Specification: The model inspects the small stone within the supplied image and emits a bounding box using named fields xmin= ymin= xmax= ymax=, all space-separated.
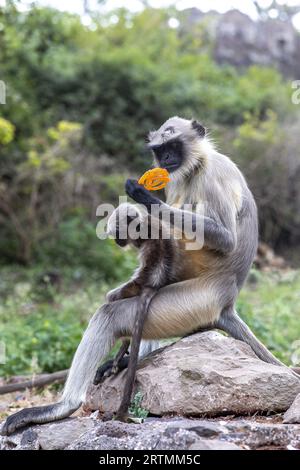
xmin=37 ymin=417 xmax=95 ymax=450
xmin=189 ymin=439 xmax=241 ymax=450
xmin=283 ymin=393 xmax=300 ymax=424
xmin=21 ymin=429 xmax=38 ymax=446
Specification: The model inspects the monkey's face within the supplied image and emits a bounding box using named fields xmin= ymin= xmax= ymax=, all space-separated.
xmin=147 ymin=117 xmax=206 ymax=175
xmin=115 ymin=232 xmax=129 ymax=247
xmin=110 ymin=215 xmax=135 ymax=248
xmin=107 ymin=203 xmax=146 ymax=249
xmin=151 ymin=139 xmax=184 ymax=173
xmin=115 ymin=216 xmax=141 ymax=248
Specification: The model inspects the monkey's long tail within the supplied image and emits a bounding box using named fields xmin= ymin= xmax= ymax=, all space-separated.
xmin=217 ymin=308 xmax=300 ymax=380
xmin=116 ymin=287 xmax=157 ymax=420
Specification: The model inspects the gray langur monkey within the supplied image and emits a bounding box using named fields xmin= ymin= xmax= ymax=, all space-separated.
xmin=93 ymin=202 xmax=181 ymax=420
xmin=2 ymin=116 xmax=298 ymax=435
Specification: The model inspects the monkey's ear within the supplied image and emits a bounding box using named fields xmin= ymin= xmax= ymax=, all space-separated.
xmin=191 ymin=120 xmax=206 ymax=138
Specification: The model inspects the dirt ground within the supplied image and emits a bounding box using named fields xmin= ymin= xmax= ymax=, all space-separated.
xmin=0 ymin=386 xmax=62 ymax=422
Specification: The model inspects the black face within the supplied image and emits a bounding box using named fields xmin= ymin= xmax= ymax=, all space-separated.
xmin=152 ymin=139 xmax=184 ymax=173
xmin=115 ymin=235 xmax=127 ymax=247
xmin=114 ymin=215 xmax=143 ymax=248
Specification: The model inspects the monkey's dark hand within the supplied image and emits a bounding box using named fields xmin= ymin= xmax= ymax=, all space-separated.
xmin=125 ymin=179 xmax=161 ymax=212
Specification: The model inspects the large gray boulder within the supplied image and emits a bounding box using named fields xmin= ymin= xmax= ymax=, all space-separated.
xmin=86 ymin=331 xmax=300 ymax=416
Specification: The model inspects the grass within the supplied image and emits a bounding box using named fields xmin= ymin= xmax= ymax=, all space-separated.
xmin=0 ymin=265 xmax=300 ymax=378
xmin=0 ymin=265 xmax=120 ymax=377
xmin=237 ymin=268 xmax=300 ymax=364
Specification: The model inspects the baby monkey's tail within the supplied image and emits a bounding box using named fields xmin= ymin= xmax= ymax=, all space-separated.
xmin=116 ymin=287 xmax=157 ymax=421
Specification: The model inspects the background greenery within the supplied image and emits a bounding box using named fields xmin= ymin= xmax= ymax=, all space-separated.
xmin=0 ymin=2 xmax=300 ymax=377
xmin=1 ymin=265 xmax=300 ymax=376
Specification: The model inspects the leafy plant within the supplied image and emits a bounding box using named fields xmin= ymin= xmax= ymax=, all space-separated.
xmin=0 ymin=4 xmax=299 ymax=263
xmin=0 ymin=265 xmax=299 ymax=377
xmin=129 ymin=391 xmax=149 ymax=419
xmin=0 ymin=117 xmax=15 ymax=145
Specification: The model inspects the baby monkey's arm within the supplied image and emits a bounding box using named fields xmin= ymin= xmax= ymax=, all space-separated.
xmin=106 ymin=279 xmax=142 ymax=302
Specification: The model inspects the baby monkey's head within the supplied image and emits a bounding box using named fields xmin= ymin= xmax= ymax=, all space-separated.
xmin=107 ymin=203 xmax=148 ymax=248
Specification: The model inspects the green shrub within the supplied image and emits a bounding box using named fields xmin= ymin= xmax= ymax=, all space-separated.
xmin=0 ymin=117 xmax=15 ymax=145
xmin=1 ymin=4 xmax=299 ymax=264
xmin=129 ymin=391 xmax=149 ymax=419
xmin=237 ymin=270 xmax=300 ymax=364
xmin=1 ymin=266 xmax=299 ymax=377
xmin=37 ymin=217 xmax=137 ymax=278
xmin=233 ymin=112 xmax=300 ymax=248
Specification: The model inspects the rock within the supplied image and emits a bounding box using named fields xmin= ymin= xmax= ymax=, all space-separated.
xmin=2 ymin=331 xmax=300 ymax=450
xmin=0 ymin=417 xmax=95 ymax=450
xmin=283 ymin=393 xmax=300 ymax=424
xmin=1 ymin=416 xmax=300 ymax=450
xmin=86 ymin=331 xmax=300 ymax=417
xmin=37 ymin=417 xmax=95 ymax=450
xmin=255 ymin=242 xmax=287 ymax=271
xmin=20 ymin=429 xmax=40 ymax=450
xmin=217 ymin=11 xmax=300 ymax=79
xmin=189 ymin=439 xmax=241 ymax=450
xmin=183 ymin=8 xmax=300 ymax=79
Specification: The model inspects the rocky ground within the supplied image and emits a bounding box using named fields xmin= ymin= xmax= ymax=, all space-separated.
xmin=1 ymin=415 xmax=300 ymax=450
xmin=1 ymin=332 xmax=300 ymax=450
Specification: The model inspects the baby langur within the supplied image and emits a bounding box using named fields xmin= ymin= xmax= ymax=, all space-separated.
xmin=94 ymin=202 xmax=180 ymax=420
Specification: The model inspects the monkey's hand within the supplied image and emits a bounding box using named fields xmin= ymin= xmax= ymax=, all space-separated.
xmin=125 ymin=179 xmax=161 ymax=212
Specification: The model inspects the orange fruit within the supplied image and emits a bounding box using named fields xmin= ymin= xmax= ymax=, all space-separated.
xmin=138 ymin=168 xmax=170 ymax=191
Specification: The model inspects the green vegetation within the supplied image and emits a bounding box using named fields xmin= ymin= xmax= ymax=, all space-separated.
xmin=237 ymin=269 xmax=300 ymax=365
xmin=0 ymin=265 xmax=299 ymax=377
xmin=1 ymin=3 xmax=300 ymax=263
xmin=129 ymin=392 xmax=149 ymax=419
xmin=0 ymin=254 xmax=137 ymax=377
xmin=0 ymin=3 xmax=300 ymax=377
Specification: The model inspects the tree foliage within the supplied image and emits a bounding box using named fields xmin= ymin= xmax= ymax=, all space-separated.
xmin=0 ymin=3 xmax=299 ymax=264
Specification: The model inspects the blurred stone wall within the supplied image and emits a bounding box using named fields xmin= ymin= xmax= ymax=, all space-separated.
xmin=184 ymin=9 xmax=300 ymax=78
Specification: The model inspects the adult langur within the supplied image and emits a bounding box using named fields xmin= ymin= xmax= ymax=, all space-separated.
xmin=2 ymin=117 xmax=297 ymax=435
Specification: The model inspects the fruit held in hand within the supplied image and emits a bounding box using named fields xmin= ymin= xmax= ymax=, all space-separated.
xmin=138 ymin=168 xmax=170 ymax=191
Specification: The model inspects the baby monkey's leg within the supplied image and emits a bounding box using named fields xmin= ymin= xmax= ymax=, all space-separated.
xmin=93 ymin=339 xmax=130 ymax=385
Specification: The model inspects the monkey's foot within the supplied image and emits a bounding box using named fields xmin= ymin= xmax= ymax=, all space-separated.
xmin=1 ymin=409 xmax=34 ymax=435
xmin=93 ymin=357 xmax=129 ymax=385
xmin=1 ymin=401 xmax=80 ymax=436
xmin=1 ymin=405 xmax=54 ymax=436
